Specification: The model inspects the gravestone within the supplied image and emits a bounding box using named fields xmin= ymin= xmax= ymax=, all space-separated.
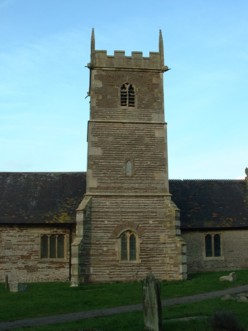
xmin=8 ymin=282 xmax=28 ymax=293
xmin=143 ymin=273 xmax=162 ymax=331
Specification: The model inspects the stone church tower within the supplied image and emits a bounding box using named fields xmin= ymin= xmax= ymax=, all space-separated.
xmin=71 ymin=30 xmax=187 ymax=284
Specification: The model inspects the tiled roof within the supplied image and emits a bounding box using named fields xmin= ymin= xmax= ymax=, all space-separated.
xmin=169 ymin=179 xmax=248 ymax=230
xmin=0 ymin=173 xmax=86 ymax=224
xmin=0 ymin=173 xmax=247 ymax=229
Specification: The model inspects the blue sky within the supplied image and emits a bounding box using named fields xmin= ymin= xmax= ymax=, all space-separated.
xmin=0 ymin=0 xmax=247 ymax=179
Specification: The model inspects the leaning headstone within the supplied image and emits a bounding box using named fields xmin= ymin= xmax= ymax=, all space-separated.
xmin=8 ymin=282 xmax=19 ymax=293
xmin=143 ymin=273 xmax=162 ymax=331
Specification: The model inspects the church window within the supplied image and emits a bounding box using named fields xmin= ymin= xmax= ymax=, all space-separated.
xmin=205 ymin=233 xmax=221 ymax=257
xmin=119 ymin=231 xmax=138 ymax=261
xmin=129 ymin=234 xmax=136 ymax=261
xmin=205 ymin=234 xmax=212 ymax=257
xmin=128 ymin=84 xmax=135 ymax=107
xmin=41 ymin=235 xmax=48 ymax=258
xmin=214 ymin=234 xmax=221 ymax=257
xmin=125 ymin=160 xmax=133 ymax=176
xmin=120 ymin=233 xmax=128 ymax=260
xmin=120 ymin=84 xmax=127 ymax=106
xmin=120 ymin=83 xmax=135 ymax=107
xmin=41 ymin=234 xmax=66 ymax=259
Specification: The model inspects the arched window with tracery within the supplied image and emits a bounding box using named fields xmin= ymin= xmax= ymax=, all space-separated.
xmin=119 ymin=230 xmax=138 ymax=261
xmin=205 ymin=233 xmax=221 ymax=257
xmin=120 ymin=83 xmax=135 ymax=107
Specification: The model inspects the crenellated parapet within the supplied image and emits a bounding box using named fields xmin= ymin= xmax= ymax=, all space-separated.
xmin=88 ymin=29 xmax=168 ymax=72
xmin=89 ymin=50 xmax=168 ymax=71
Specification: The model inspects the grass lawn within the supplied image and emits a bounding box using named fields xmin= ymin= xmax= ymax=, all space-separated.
xmin=1 ymin=270 xmax=248 ymax=330
xmin=11 ymin=299 xmax=248 ymax=331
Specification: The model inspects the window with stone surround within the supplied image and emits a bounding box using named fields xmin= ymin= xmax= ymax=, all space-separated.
xmin=119 ymin=230 xmax=138 ymax=261
xmin=41 ymin=234 xmax=66 ymax=259
xmin=120 ymin=83 xmax=135 ymax=107
xmin=125 ymin=160 xmax=133 ymax=176
xmin=205 ymin=233 xmax=221 ymax=257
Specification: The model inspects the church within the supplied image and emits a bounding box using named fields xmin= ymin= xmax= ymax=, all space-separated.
xmin=0 ymin=31 xmax=247 ymax=284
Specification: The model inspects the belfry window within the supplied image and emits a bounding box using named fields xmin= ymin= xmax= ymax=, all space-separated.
xmin=205 ymin=234 xmax=221 ymax=257
xmin=120 ymin=83 xmax=135 ymax=107
xmin=120 ymin=231 xmax=138 ymax=261
xmin=41 ymin=234 xmax=66 ymax=259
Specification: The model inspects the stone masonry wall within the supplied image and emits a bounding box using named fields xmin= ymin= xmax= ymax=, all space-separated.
xmin=77 ymin=195 xmax=186 ymax=283
xmin=183 ymin=230 xmax=248 ymax=272
xmin=93 ymin=50 xmax=163 ymax=71
xmin=87 ymin=121 xmax=169 ymax=194
xmin=0 ymin=225 xmax=72 ymax=282
xmin=90 ymin=70 xmax=164 ymax=122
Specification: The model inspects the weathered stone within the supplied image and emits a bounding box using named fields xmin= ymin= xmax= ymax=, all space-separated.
xmin=9 ymin=282 xmax=28 ymax=293
xmin=219 ymin=272 xmax=236 ymax=282
xmin=236 ymin=295 xmax=248 ymax=303
xmin=0 ymin=226 xmax=71 ymax=283
xmin=237 ymin=292 xmax=248 ymax=298
xmin=221 ymin=294 xmax=235 ymax=301
xmin=8 ymin=282 xmax=18 ymax=293
xmin=143 ymin=273 xmax=162 ymax=331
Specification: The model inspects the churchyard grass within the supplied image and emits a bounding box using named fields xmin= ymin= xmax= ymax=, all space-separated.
xmin=1 ymin=269 xmax=248 ymax=330
xmin=12 ymin=299 xmax=248 ymax=331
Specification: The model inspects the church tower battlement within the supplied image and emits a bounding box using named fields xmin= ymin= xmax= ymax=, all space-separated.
xmin=89 ymin=29 xmax=168 ymax=72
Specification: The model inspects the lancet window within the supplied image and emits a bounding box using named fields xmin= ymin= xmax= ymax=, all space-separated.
xmin=205 ymin=233 xmax=221 ymax=257
xmin=120 ymin=83 xmax=135 ymax=107
xmin=120 ymin=231 xmax=138 ymax=261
